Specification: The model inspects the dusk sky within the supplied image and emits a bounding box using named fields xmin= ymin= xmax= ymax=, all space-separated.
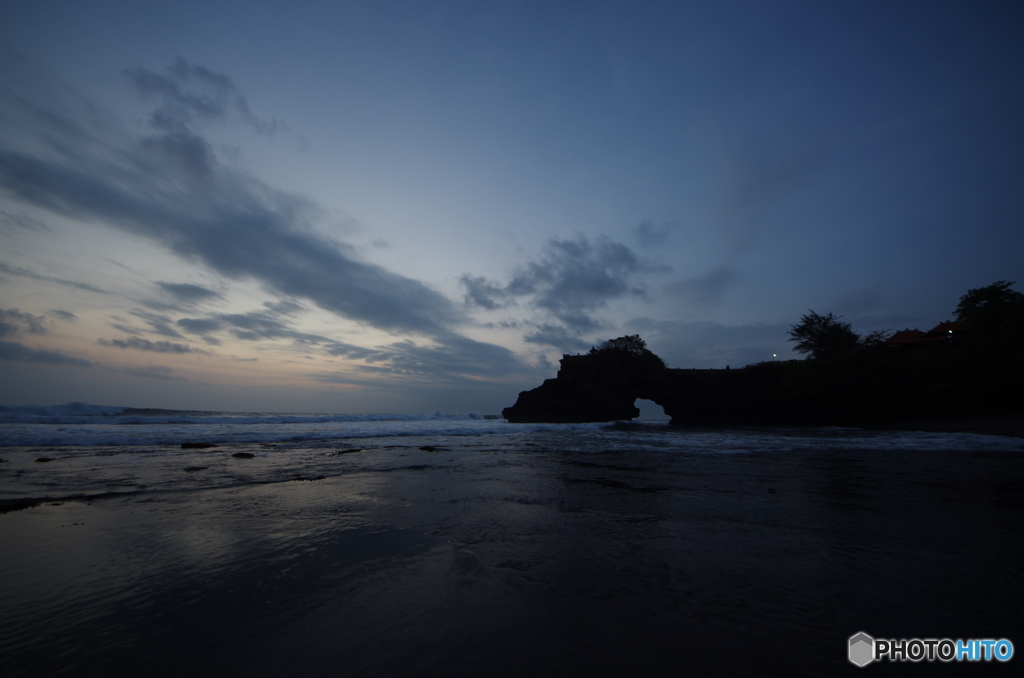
xmin=1 ymin=1 xmax=1022 ymax=414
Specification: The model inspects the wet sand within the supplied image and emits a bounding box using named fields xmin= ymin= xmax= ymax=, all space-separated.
xmin=1 ymin=442 xmax=1022 ymax=676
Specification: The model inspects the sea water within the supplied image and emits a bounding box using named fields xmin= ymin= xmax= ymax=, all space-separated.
xmin=1 ymin=404 xmax=1022 ymax=676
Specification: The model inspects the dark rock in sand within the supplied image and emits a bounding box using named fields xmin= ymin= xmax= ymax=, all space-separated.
xmin=231 ymin=452 xmax=255 ymax=459
xmin=183 ymin=466 xmax=208 ymax=473
xmin=35 ymin=457 xmax=54 ymax=463
xmin=181 ymin=442 xmax=218 ymax=449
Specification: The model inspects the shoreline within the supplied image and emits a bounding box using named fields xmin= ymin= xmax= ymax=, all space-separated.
xmin=861 ymin=411 xmax=1024 ymax=439
xmin=661 ymin=410 xmax=1024 ymax=440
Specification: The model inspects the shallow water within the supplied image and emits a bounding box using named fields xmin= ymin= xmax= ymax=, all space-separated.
xmin=1 ymin=412 xmax=1022 ymax=676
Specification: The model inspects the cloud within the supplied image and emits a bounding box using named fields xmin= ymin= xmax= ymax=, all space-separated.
xmin=0 ymin=262 xmax=106 ymax=294
xmin=110 ymin=322 xmax=143 ymax=336
xmin=459 ymin=274 xmax=509 ymax=311
xmin=176 ymin=317 xmax=222 ymax=335
xmin=156 ymin=281 xmax=222 ymax=304
xmin=0 ymin=340 xmax=93 ymax=366
xmin=113 ymin=364 xmax=186 ymax=380
xmin=126 ymin=57 xmax=285 ymax=136
xmin=522 ymin=323 xmax=591 ymax=352
xmin=0 ymin=308 xmax=47 ymax=337
xmin=47 ymin=310 xmax=76 ymax=321
xmin=633 ymin=219 xmax=679 ymax=248
xmin=263 ymin=299 xmax=303 ymax=315
xmin=315 ymin=333 xmax=527 ymax=387
xmin=0 ymin=57 xmax=469 ymax=345
xmin=0 ymin=209 xmax=47 ymax=231
xmin=324 ymin=341 xmax=382 ymax=360
xmin=215 ymin=310 xmax=326 ymax=343
xmin=129 ymin=310 xmax=185 ymax=338
xmin=98 ymin=336 xmax=211 ymax=354
xmin=461 ymin=234 xmax=668 ymax=333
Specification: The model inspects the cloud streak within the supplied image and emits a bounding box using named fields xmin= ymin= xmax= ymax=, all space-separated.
xmin=113 ymin=364 xmax=187 ymax=381
xmin=313 ymin=332 xmax=526 ymax=387
xmin=461 ymin=234 xmax=669 ymax=348
xmin=98 ymin=336 xmax=212 ymax=354
xmin=126 ymin=57 xmax=287 ymax=137
xmin=0 ymin=308 xmax=47 ymax=336
xmin=0 ymin=340 xmax=93 ymax=367
xmin=0 ymin=262 xmax=107 ymax=294
xmin=156 ymin=281 xmax=222 ymax=304
xmin=0 ymin=57 xmax=471 ymax=344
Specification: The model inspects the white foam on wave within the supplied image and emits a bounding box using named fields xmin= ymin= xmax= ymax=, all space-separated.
xmin=0 ymin=404 xmax=609 ymax=447
xmin=0 ymin=402 xmax=129 ymax=422
xmin=0 ymin=402 xmax=505 ymax=427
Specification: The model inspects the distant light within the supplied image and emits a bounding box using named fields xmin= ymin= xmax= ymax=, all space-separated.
xmin=772 ymin=354 xmax=777 ymax=358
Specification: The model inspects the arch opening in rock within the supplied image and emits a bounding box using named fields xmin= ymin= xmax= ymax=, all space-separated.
xmin=634 ymin=398 xmax=670 ymax=421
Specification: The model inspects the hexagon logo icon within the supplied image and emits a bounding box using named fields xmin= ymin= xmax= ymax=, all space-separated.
xmin=849 ymin=632 xmax=874 ymax=667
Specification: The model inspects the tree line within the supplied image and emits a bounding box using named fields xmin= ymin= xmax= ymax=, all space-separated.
xmin=787 ymin=281 xmax=1024 ymax=360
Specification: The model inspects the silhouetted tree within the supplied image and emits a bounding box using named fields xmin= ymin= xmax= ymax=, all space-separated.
xmin=594 ymin=334 xmax=651 ymax=355
xmin=590 ymin=334 xmax=667 ymax=374
xmin=787 ymin=311 xmax=861 ymax=360
xmin=954 ymin=281 xmax=1024 ymax=344
xmin=860 ymin=329 xmax=892 ymax=349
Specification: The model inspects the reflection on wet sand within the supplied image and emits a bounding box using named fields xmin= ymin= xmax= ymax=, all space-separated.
xmin=2 ymin=443 xmax=1022 ymax=676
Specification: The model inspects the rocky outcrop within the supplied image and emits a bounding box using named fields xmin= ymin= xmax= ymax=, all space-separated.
xmin=502 ymin=375 xmax=640 ymax=423
xmin=503 ymin=353 xmax=650 ymax=423
xmin=504 ymin=349 xmax=1024 ymax=427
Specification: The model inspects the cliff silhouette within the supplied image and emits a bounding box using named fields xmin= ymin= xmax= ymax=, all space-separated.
xmin=503 ymin=283 xmax=1024 ymax=428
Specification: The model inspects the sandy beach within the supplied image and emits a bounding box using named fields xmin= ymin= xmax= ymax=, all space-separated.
xmin=2 ymin=431 xmax=1022 ymax=676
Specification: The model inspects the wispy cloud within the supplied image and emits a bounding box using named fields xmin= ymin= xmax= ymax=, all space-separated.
xmin=633 ymin=219 xmax=680 ymax=249
xmin=129 ymin=310 xmax=185 ymax=338
xmin=112 ymin=364 xmax=187 ymax=380
xmin=315 ymin=332 xmax=527 ymax=387
xmin=0 ymin=308 xmax=47 ymax=336
xmin=176 ymin=317 xmax=222 ymax=335
xmin=126 ymin=57 xmax=288 ymax=137
xmin=98 ymin=336 xmax=212 ymax=354
xmin=156 ymin=281 xmax=222 ymax=304
xmin=0 ymin=57 xmax=472 ymax=345
xmin=0 ymin=340 xmax=93 ymax=367
xmin=461 ymin=234 xmax=669 ymax=342
xmin=0 ymin=262 xmax=107 ymax=294
xmin=214 ymin=310 xmax=326 ymax=343
xmin=522 ymin=323 xmax=592 ymax=352
xmin=0 ymin=209 xmax=48 ymax=231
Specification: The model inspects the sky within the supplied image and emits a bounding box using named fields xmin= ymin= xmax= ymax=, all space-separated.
xmin=1 ymin=1 xmax=1022 ymax=414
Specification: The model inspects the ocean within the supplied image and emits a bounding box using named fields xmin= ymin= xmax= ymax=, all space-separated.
xmin=2 ymin=404 xmax=1022 ymax=676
